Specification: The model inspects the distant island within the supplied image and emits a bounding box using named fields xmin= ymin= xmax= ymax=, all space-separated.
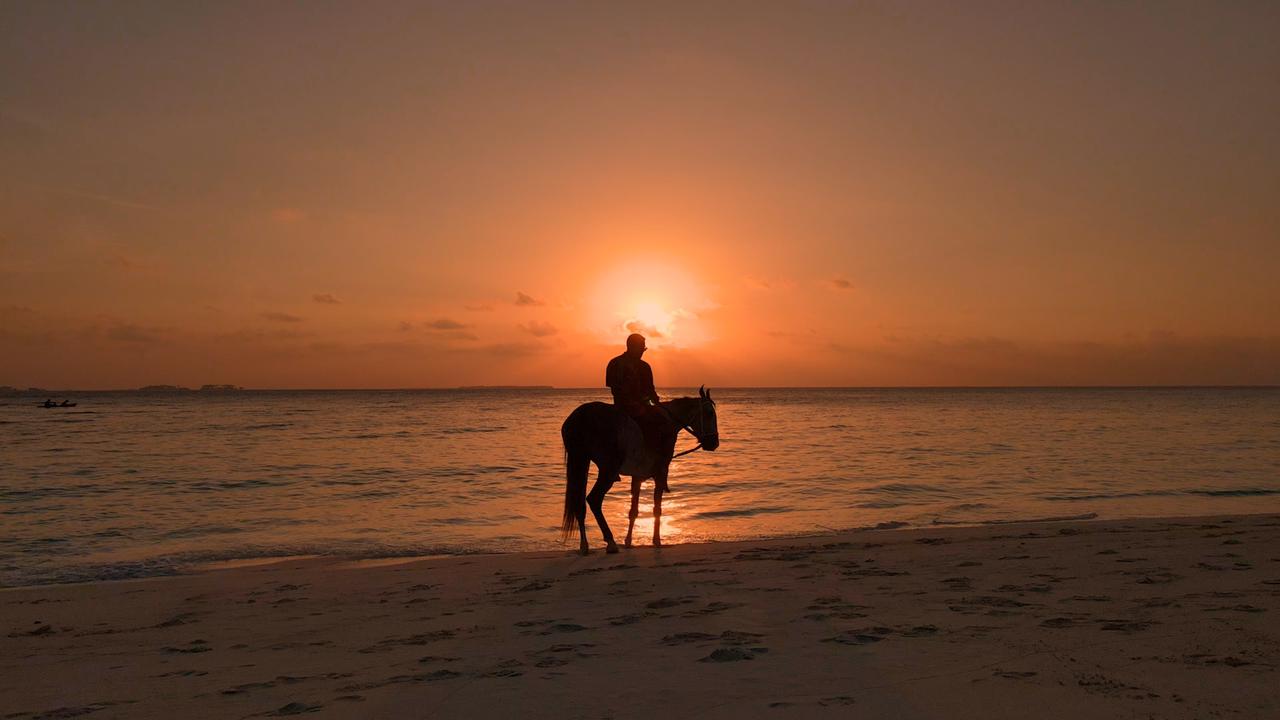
xmin=133 ymin=385 xmax=243 ymax=392
xmin=455 ymin=385 xmax=554 ymax=390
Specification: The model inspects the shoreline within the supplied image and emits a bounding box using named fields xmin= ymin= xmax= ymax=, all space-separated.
xmin=3 ymin=512 xmax=1278 ymax=718
xmin=15 ymin=508 xmax=1280 ymax=591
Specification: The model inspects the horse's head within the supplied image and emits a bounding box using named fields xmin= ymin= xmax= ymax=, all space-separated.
xmin=692 ymin=385 xmax=719 ymax=451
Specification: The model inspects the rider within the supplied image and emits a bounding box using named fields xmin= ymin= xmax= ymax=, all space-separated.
xmin=605 ymin=333 xmax=670 ymax=453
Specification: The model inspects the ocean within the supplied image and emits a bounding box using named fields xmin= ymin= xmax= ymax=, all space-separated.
xmin=2 ymin=387 xmax=1278 ymax=587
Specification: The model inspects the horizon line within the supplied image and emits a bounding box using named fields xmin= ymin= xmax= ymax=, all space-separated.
xmin=5 ymin=384 xmax=1279 ymax=393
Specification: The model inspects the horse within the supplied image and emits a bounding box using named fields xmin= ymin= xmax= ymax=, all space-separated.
xmin=560 ymin=386 xmax=719 ymax=555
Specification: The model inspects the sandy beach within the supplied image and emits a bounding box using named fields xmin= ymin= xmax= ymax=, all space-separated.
xmin=3 ymin=514 xmax=1278 ymax=719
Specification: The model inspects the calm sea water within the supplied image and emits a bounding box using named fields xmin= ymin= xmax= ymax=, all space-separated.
xmin=2 ymin=388 xmax=1278 ymax=586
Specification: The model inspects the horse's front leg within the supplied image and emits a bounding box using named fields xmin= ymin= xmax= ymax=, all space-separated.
xmin=624 ymin=476 xmax=642 ymax=548
xmin=587 ymin=466 xmax=620 ymax=554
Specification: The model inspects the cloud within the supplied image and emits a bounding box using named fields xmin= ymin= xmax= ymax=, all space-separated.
xmin=624 ymin=320 xmax=664 ymax=338
xmin=426 ymin=318 xmax=469 ymax=331
xmin=397 ymin=321 xmax=414 ymax=332
xmin=465 ymin=303 xmax=494 ymax=312
xmin=745 ymin=275 xmax=794 ymax=291
xmin=218 ymin=328 xmax=312 ymax=342
xmin=312 ymin=293 xmax=341 ymax=305
xmin=514 ymin=291 xmax=545 ymax=307
xmin=105 ymin=323 xmax=163 ymax=344
xmin=519 ymin=321 xmax=558 ymax=337
xmin=830 ymin=278 xmax=854 ymax=290
xmin=261 ymin=311 xmax=304 ymax=323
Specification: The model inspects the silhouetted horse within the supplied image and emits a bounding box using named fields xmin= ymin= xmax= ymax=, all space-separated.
xmin=561 ymin=387 xmax=719 ymax=555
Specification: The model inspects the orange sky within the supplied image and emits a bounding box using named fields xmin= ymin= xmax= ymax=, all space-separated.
xmin=2 ymin=2 xmax=1278 ymax=388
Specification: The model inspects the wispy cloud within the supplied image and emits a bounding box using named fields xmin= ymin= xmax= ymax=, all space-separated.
xmin=829 ymin=277 xmax=854 ymax=290
xmin=312 ymin=293 xmax=341 ymax=305
xmin=261 ymin=311 xmax=304 ymax=323
xmin=625 ymin=320 xmax=664 ymax=338
xmin=465 ymin=303 xmax=494 ymax=312
xmin=400 ymin=318 xmax=479 ymax=341
xmin=519 ymin=321 xmax=558 ymax=337
xmin=514 ymin=291 xmax=545 ymax=307
xmin=426 ymin=318 xmax=469 ymax=331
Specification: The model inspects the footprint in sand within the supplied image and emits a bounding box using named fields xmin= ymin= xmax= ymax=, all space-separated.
xmin=265 ymin=702 xmax=322 ymax=716
xmin=479 ymin=659 xmax=525 ymax=678
xmin=822 ymin=631 xmax=885 ymax=646
xmin=162 ymin=640 xmax=211 ymax=654
xmin=646 ymin=596 xmax=697 ymax=610
xmin=699 ymin=647 xmax=768 ymax=662
xmin=538 ymin=623 xmax=588 ymax=635
xmin=607 ymin=613 xmax=648 ymax=626
xmin=662 ymin=632 xmax=719 ymax=645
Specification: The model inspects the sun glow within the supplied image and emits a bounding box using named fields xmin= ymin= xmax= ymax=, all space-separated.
xmin=582 ymin=259 xmax=714 ymax=348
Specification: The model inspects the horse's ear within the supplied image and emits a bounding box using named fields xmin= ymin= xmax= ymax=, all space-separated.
xmin=706 ymin=388 xmax=713 ymax=401
xmin=698 ymin=385 xmax=706 ymax=398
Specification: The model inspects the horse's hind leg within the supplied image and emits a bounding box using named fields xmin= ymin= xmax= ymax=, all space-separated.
xmin=587 ymin=466 xmax=620 ymax=554
xmin=624 ymin=476 xmax=642 ymax=548
xmin=653 ymin=485 xmax=665 ymax=547
xmin=577 ymin=495 xmax=589 ymax=556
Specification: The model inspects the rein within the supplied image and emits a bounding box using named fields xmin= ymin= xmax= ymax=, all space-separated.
xmin=672 ymin=443 xmax=703 ymax=459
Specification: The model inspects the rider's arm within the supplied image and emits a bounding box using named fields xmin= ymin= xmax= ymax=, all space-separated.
xmin=643 ymin=363 xmax=660 ymax=405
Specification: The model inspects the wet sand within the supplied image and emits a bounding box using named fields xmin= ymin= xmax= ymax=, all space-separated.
xmin=3 ymin=514 xmax=1278 ymax=719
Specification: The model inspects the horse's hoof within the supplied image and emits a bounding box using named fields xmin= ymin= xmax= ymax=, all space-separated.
xmin=579 ymin=546 xmax=590 ymax=556
xmin=623 ymin=541 xmax=632 ymax=549
xmin=653 ymin=539 xmax=663 ymax=548
xmin=606 ymin=543 xmax=619 ymax=554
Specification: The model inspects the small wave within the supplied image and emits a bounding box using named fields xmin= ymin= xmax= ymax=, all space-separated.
xmin=871 ymin=520 xmax=909 ymax=530
xmin=161 ymin=525 xmax=248 ymax=540
xmin=692 ymin=506 xmax=790 ymax=519
xmin=1044 ymin=487 xmax=1280 ymax=501
xmin=442 ymin=427 xmax=507 ymax=435
xmin=949 ymin=503 xmax=992 ymax=511
xmin=855 ymin=500 xmax=904 ymax=509
xmin=858 ymin=482 xmax=947 ymax=495
xmin=1187 ymin=488 xmax=1280 ymax=497
xmin=980 ymin=512 xmax=1098 ymax=525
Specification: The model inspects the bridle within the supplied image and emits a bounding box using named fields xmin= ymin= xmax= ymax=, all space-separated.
xmin=661 ymin=398 xmax=715 ymax=460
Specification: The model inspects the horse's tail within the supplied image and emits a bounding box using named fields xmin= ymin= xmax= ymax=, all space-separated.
xmin=561 ymin=419 xmax=590 ymax=541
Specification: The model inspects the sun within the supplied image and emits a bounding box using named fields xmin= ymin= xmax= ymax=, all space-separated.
xmin=631 ymin=301 xmax=675 ymax=339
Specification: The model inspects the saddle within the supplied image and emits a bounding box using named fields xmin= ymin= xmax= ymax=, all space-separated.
xmin=614 ymin=405 xmax=676 ymax=488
